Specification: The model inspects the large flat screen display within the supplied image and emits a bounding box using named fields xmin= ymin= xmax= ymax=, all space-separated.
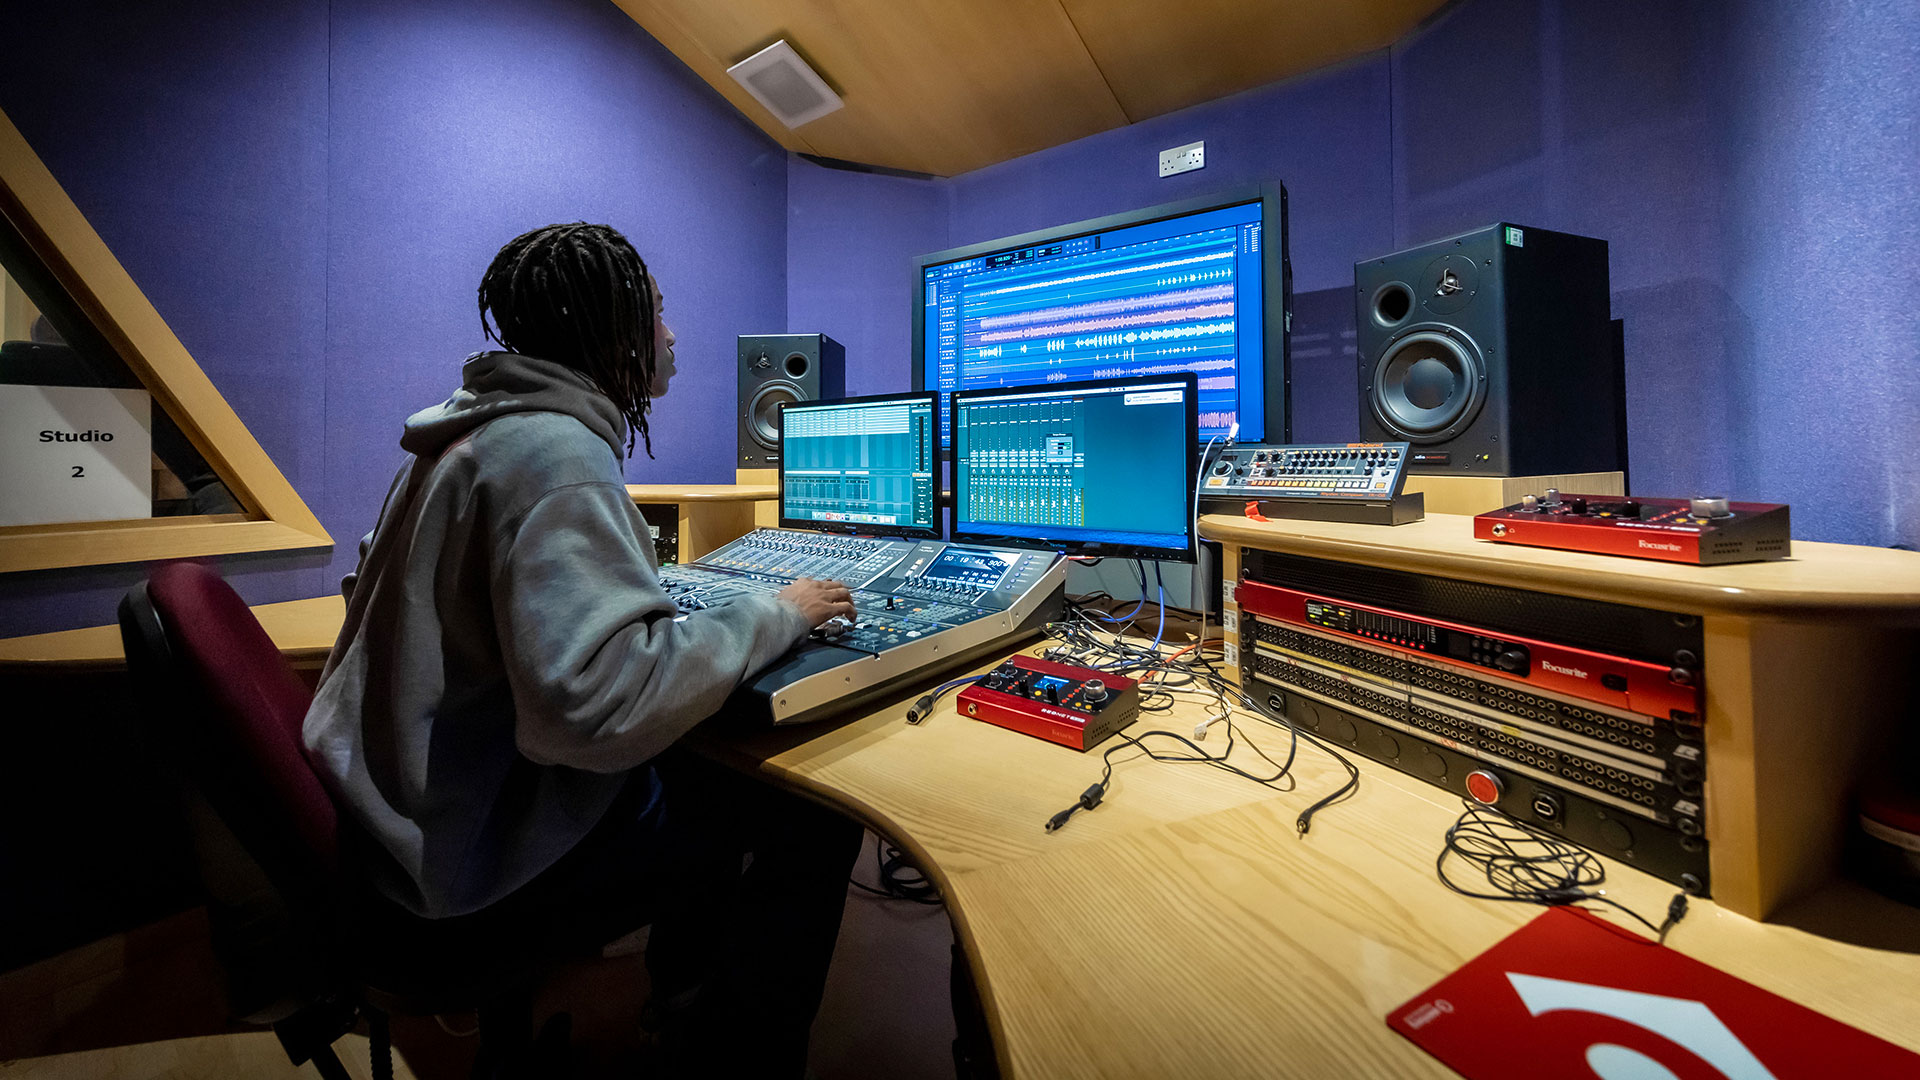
xmin=915 ymin=184 xmax=1289 ymax=448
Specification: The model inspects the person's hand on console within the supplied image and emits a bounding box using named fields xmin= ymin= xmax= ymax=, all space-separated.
xmin=780 ymin=577 xmax=856 ymax=629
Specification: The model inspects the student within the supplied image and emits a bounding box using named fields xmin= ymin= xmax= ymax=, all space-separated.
xmin=304 ymin=222 xmax=862 ymax=1076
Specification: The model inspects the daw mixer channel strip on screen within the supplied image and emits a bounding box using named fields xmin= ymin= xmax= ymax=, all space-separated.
xmin=779 ymin=394 xmax=936 ymax=532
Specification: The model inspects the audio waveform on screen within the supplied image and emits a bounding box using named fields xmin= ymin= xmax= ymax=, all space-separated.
xmin=966 ymin=250 xmax=1232 ymax=300
xmin=1198 ymin=410 xmax=1235 ymax=431
xmin=971 ymin=283 xmax=1232 ymax=330
xmin=970 ymin=303 xmax=1234 ymax=345
xmin=1083 ymin=357 xmax=1235 ymax=380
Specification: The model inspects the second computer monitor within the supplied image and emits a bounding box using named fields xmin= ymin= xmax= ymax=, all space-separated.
xmin=951 ymin=373 xmax=1198 ymax=562
xmin=779 ymin=392 xmax=940 ymax=538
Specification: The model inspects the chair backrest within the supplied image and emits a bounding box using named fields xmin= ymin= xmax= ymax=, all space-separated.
xmin=119 ymin=562 xmax=339 ymax=896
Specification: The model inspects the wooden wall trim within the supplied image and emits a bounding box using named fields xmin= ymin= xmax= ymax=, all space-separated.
xmin=0 ymin=107 xmax=331 ymax=574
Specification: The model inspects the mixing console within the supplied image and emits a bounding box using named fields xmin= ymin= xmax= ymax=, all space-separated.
xmin=698 ymin=529 xmax=910 ymax=583
xmin=660 ymin=528 xmax=1064 ymax=725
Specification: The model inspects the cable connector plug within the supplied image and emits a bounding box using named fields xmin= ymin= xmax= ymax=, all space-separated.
xmin=1192 ymin=715 xmax=1223 ymax=741
xmin=906 ymin=694 xmax=938 ymax=725
xmin=1044 ymin=783 xmax=1106 ymax=833
xmin=1656 ymin=892 xmax=1689 ymax=944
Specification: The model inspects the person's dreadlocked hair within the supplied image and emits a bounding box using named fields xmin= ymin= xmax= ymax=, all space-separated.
xmin=478 ymin=223 xmax=658 ymax=458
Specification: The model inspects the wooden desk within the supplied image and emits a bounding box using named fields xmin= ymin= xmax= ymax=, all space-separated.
xmin=0 ymin=595 xmax=344 ymax=673
xmin=8 ymin=513 xmax=1916 ymax=1076
xmin=713 ymin=636 xmax=1920 ymax=1079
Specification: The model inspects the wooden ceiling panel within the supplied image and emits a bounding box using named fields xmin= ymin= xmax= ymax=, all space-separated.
xmin=1061 ymin=0 xmax=1447 ymax=123
xmin=611 ymin=0 xmax=1449 ymax=177
xmin=615 ymin=0 xmax=1127 ymax=177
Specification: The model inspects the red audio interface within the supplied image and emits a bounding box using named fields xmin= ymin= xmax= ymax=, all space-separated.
xmin=1475 ymin=492 xmax=1790 ymax=565
xmin=1235 ymin=580 xmax=1701 ymax=718
xmin=958 ymin=656 xmax=1139 ymax=751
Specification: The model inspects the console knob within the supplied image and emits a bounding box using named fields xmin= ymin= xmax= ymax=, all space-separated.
xmin=1521 ymin=494 xmax=1539 ymax=511
xmin=1543 ymin=488 xmax=1562 ymax=507
xmin=1689 ymin=496 xmax=1732 ymax=518
xmin=1213 ymin=461 xmax=1232 ymax=475
xmin=1568 ymin=497 xmax=1588 ymax=514
xmin=1083 ymin=679 xmax=1107 ymax=703
xmin=1494 ymin=649 xmax=1528 ymax=673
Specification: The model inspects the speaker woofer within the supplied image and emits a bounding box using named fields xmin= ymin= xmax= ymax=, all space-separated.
xmin=747 ymin=381 xmax=803 ymax=450
xmin=1368 ymin=324 xmax=1487 ymax=441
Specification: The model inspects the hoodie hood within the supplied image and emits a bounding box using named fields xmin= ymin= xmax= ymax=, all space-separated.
xmin=401 ymin=351 xmax=627 ymax=460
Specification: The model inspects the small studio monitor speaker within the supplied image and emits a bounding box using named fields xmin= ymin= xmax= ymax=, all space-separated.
xmin=738 ymin=333 xmax=845 ymax=467
xmin=1356 ymin=224 xmax=1621 ymax=476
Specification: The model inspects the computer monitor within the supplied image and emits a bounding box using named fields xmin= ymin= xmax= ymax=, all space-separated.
xmin=951 ymin=373 xmax=1198 ymax=562
xmin=778 ymin=392 xmax=940 ymax=538
xmin=914 ymin=183 xmax=1289 ymax=449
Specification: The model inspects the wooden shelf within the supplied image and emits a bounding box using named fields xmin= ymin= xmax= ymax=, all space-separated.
xmin=625 ymin=483 xmax=777 ymax=503
xmin=1201 ymin=512 xmax=1920 ymax=621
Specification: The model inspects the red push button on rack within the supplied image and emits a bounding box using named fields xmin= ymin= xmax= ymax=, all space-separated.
xmin=1465 ymin=769 xmax=1504 ymax=805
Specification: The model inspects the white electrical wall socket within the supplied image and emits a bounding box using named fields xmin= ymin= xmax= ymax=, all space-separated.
xmin=1158 ymin=140 xmax=1205 ymax=177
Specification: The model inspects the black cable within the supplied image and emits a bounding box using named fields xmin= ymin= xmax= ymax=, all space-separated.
xmin=1437 ymin=800 xmax=1690 ymax=943
xmin=1024 ymin=605 xmax=1366 ymax=837
xmin=849 ymin=839 xmax=943 ymax=905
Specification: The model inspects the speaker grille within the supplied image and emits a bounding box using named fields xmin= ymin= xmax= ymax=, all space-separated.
xmin=1367 ymin=324 xmax=1487 ymax=441
xmin=725 ymin=40 xmax=844 ymax=129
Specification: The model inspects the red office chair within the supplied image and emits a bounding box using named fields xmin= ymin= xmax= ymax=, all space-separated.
xmin=118 ymin=562 xmax=577 ymax=1079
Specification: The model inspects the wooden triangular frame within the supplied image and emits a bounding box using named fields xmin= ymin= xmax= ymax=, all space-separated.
xmin=0 ymin=107 xmax=331 ymax=573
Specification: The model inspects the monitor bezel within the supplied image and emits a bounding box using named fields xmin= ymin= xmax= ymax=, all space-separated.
xmin=911 ymin=182 xmax=1291 ymax=453
xmin=776 ymin=390 xmax=944 ymax=540
xmin=948 ymin=371 xmax=1199 ymax=564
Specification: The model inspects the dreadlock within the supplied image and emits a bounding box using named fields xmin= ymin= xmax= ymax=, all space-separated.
xmin=478 ymin=223 xmax=658 ymax=458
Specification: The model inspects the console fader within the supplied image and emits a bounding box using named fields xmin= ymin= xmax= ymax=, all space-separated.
xmin=660 ymin=529 xmax=1064 ymax=725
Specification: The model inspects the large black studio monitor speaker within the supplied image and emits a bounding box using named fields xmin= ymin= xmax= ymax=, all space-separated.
xmin=737 ymin=333 xmax=845 ymax=467
xmin=1356 ymin=224 xmax=1621 ymax=476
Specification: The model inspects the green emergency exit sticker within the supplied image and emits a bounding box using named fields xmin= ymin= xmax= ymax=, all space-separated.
xmin=1504 ymin=226 xmax=1524 ymax=247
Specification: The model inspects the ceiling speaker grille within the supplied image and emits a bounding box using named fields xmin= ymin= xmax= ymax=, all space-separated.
xmin=726 ymin=40 xmax=844 ymax=129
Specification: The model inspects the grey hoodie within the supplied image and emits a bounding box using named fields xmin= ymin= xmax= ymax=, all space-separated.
xmin=303 ymin=352 xmax=811 ymax=918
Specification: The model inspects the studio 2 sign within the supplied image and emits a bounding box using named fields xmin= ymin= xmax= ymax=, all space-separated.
xmin=0 ymin=384 xmax=152 ymax=527
xmin=1389 ymin=908 xmax=1920 ymax=1078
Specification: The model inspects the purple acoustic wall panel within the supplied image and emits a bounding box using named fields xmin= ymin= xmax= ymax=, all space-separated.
xmin=0 ymin=0 xmax=789 ymax=635
xmin=1393 ymin=0 xmax=1731 ymax=507
xmin=0 ymin=0 xmax=332 ymax=636
xmin=1705 ymin=0 xmax=1920 ymax=548
xmin=785 ymin=159 xmax=947 ymax=397
xmin=324 ymin=0 xmax=787 ymax=574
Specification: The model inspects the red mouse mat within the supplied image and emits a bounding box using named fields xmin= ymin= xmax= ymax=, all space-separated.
xmin=1387 ymin=907 xmax=1920 ymax=1079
